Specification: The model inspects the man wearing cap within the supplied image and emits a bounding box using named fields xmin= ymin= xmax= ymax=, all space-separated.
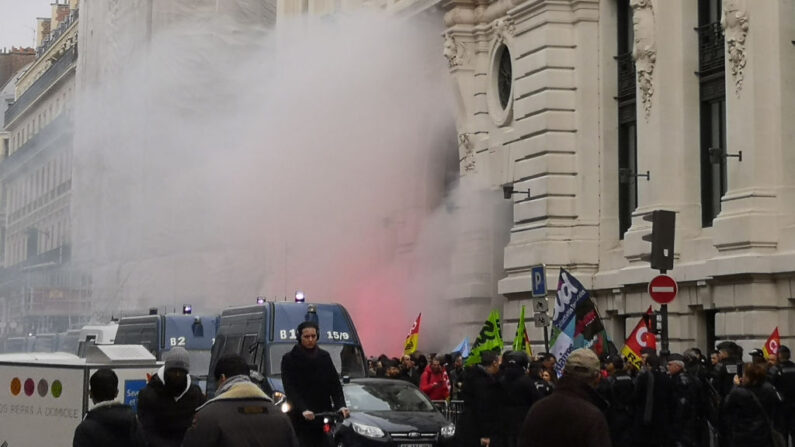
xmin=518 ymin=348 xmax=610 ymax=447
xmin=138 ymin=346 xmax=205 ymax=447
xmin=281 ymin=320 xmax=349 ymax=447
xmin=750 ymin=348 xmax=768 ymax=367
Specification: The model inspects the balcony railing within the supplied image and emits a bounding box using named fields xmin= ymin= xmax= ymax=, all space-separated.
xmin=697 ymin=22 xmax=724 ymax=77
xmin=36 ymin=9 xmax=79 ymax=58
xmin=4 ymin=46 xmax=76 ymax=125
xmin=615 ymin=52 xmax=636 ymax=101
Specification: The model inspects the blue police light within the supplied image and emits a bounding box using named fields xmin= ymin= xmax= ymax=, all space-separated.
xmin=295 ymin=291 xmax=305 ymax=303
xmin=182 ymin=304 xmax=192 ymax=315
xmin=256 ymin=297 xmax=266 ymax=305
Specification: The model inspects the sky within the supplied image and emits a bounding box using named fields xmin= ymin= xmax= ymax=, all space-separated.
xmin=0 ymin=0 xmax=54 ymax=50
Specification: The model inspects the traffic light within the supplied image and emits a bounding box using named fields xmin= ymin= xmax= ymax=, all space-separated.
xmin=641 ymin=210 xmax=675 ymax=271
xmin=642 ymin=311 xmax=663 ymax=335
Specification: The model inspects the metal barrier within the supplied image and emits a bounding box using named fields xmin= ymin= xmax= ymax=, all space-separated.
xmin=432 ymin=400 xmax=464 ymax=426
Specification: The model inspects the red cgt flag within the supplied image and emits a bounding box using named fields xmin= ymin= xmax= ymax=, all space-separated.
xmin=763 ymin=327 xmax=780 ymax=359
xmin=403 ymin=313 xmax=421 ymax=356
xmin=620 ymin=306 xmax=657 ymax=369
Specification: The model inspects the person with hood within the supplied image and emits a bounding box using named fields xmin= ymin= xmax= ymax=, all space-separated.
xmin=138 ymin=346 xmax=205 ymax=447
xmin=518 ymin=348 xmax=610 ymax=447
xmin=456 ymin=350 xmax=502 ymax=447
xmin=73 ymin=368 xmax=146 ymax=447
xmin=182 ymin=354 xmax=298 ymax=447
xmin=419 ymin=357 xmax=451 ymax=401
xmin=281 ymin=320 xmax=350 ymax=447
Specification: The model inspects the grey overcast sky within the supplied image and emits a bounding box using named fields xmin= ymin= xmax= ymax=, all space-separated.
xmin=0 ymin=0 xmax=56 ymax=50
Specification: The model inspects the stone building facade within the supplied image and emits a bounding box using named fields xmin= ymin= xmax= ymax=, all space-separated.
xmin=0 ymin=0 xmax=90 ymax=337
xmin=442 ymin=0 xmax=795 ymax=356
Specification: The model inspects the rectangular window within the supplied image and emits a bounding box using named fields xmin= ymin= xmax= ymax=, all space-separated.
xmin=616 ymin=0 xmax=637 ymax=239
xmin=697 ymin=0 xmax=726 ymax=227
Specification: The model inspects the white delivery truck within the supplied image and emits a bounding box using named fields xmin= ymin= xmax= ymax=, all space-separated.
xmin=0 ymin=344 xmax=158 ymax=447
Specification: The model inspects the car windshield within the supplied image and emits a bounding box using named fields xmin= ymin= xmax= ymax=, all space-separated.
xmin=343 ymin=381 xmax=435 ymax=412
xmin=268 ymin=343 xmax=366 ymax=378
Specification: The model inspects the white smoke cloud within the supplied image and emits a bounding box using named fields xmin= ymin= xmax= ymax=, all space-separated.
xmin=72 ymin=3 xmax=509 ymax=355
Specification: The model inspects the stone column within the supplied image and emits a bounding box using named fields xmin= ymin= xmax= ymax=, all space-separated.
xmin=712 ymin=0 xmax=793 ymax=257
xmin=621 ymin=0 xmax=702 ymax=271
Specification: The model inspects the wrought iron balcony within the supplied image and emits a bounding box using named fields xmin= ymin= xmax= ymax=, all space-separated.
xmin=696 ymin=22 xmax=724 ymax=78
xmin=4 ymin=46 xmax=76 ymax=125
xmin=615 ymin=52 xmax=636 ymax=101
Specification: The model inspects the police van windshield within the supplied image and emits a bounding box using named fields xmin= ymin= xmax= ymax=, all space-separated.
xmin=271 ymin=303 xmax=360 ymax=344
xmin=268 ymin=343 xmax=366 ymax=378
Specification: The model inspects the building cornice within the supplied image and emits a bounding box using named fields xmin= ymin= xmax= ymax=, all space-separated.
xmin=15 ymin=19 xmax=78 ymax=99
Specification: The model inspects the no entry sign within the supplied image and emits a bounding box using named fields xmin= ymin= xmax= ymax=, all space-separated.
xmin=648 ymin=274 xmax=678 ymax=304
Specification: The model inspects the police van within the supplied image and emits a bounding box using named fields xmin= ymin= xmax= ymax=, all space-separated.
xmin=207 ymin=301 xmax=367 ymax=397
xmin=113 ymin=310 xmax=218 ymax=390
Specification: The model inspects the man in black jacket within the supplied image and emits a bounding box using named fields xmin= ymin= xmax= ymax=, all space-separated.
xmin=632 ymin=353 xmax=673 ymax=447
xmin=182 ymin=354 xmax=298 ymax=447
xmin=518 ymin=348 xmax=610 ymax=447
xmin=138 ymin=346 xmax=205 ymax=447
xmin=281 ymin=320 xmax=350 ymax=447
xmin=668 ymin=353 xmax=702 ymax=447
xmin=598 ymin=356 xmax=635 ymax=447
xmin=457 ymin=350 xmax=502 ymax=447
xmin=498 ymin=351 xmax=542 ymax=447
xmin=73 ymin=368 xmax=146 ymax=447
xmin=772 ymin=345 xmax=795 ymax=442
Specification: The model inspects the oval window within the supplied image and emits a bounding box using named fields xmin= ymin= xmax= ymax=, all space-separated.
xmin=497 ymin=46 xmax=512 ymax=110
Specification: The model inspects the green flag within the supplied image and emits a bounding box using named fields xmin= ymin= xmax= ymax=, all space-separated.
xmin=466 ymin=310 xmax=503 ymax=366
xmin=512 ymin=305 xmax=533 ymax=357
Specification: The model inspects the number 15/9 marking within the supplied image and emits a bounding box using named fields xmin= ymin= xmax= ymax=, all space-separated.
xmin=278 ymin=330 xmax=350 ymax=340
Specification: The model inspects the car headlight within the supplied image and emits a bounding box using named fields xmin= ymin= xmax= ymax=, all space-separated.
xmin=280 ymin=402 xmax=291 ymax=413
xmin=441 ymin=423 xmax=455 ymax=438
xmin=352 ymin=422 xmax=385 ymax=438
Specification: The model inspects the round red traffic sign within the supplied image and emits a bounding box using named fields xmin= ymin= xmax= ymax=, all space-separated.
xmin=648 ymin=274 xmax=678 ymax=304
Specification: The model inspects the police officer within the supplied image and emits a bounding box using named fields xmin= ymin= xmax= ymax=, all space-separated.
xmin=684 ymin=348 xmax=718 ymax=447
xmin=772 ymin=345 xmax=795 ymax=444
xmin=599 ymin=356 xmax=635 ymax=447
xmin=668 ymin=353 xmax=702 ymax=447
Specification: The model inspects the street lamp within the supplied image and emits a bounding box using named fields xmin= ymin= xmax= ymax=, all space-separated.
xmin=502 ymin=184 xmax=531 ymax=199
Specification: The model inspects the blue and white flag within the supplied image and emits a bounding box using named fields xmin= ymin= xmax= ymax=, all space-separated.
xmin=549 ymin=269 xmax=607 ymax=376
xmin=452 ymin=337 xmax=471 ymax=358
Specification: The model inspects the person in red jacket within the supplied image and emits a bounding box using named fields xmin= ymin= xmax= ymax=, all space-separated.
xmin=420 ymin=357 xmax=451 ymax=400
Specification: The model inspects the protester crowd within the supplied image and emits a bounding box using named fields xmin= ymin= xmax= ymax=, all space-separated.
xmin=72 ymin=339 xmax=795 ymax=447
xmin=369 ymin=340 xmax=794 ymax=447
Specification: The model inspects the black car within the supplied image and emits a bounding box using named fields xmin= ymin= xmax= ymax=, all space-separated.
xmin=333 ymin=378 xmax=455 ymax=447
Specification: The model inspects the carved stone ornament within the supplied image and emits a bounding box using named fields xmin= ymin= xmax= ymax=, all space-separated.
xmin=459 ymin=133 xmax=476 ymax=173
xmin=443 ymin=33 xmax=465 ymax=68
xmin=630 ymin=0 xmax=656 ymax=120
xmin=721 ymin=0 xmax=749 ymax=95
xmin=492 ymin=18 xmax=515 ymax=44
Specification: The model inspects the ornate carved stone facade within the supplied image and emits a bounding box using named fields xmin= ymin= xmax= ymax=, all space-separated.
xmin=721 ymin=0 xmax=749 ymax=95
xmin=443 ymin=0 xmax=795 ymax=355
xmin=630 ymin=0 xmax=655 ymax=119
